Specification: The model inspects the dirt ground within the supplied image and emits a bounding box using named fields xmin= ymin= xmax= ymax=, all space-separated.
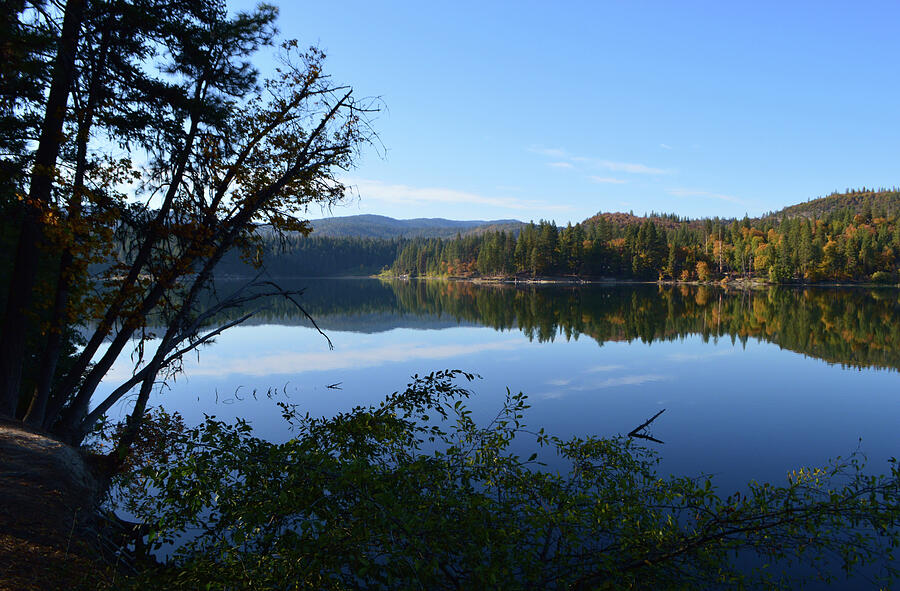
xmin=0 ymin=418 xmax=114 ymax=590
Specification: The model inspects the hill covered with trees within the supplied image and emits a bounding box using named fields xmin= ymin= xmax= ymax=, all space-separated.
xmin=215 ymin=190 xmax=899 ymax=283
xmin=387 ymin=189 xmax=900 ymax=283
xmin=213 ymin=216 xmax=525 ymax=277
xmin=305 ymin=214 xmax=524 ymax=239
xmin=217 ymin=235 xmax=406 ymax=277
xmin=768 ymin=188 xmax=900 ymax=221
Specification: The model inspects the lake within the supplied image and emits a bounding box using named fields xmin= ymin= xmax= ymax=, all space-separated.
xmin=99 ymin=278 xmax=899 ymax=496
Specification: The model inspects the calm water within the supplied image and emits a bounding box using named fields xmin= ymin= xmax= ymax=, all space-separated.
xmin=99 ymin=278 xmax=899 ymax=494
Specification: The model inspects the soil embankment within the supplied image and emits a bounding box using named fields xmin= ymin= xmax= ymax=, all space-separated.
xmin=0 ymin=419 xmax=106 ymax=590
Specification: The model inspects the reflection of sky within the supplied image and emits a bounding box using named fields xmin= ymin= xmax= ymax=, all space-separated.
xmin=104 ymin=330 xmax=526 ymax=380
xmin=97 ymin=321 xmax=900 ymax=496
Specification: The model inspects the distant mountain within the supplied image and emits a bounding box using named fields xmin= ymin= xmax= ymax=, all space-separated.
xmin=766 ymin=189 xmax=900 ymax=220
xmin=308 ymin=214 xmax=524 ymax=239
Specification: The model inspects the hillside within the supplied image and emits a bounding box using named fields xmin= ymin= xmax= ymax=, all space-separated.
xmin=581 ymin=211 xmax=697 ymax=231
xmin=219 ymin=189 xmax=900 ymax=280
xmin=766 ymin=189 xmax=900 ymax=220
xmin=581 ymin=189 xmax=900 ymax=229
xmin=308 ymin=214 xmax=524 ymax=239
xmin=391 ymin=187 xmax=900 ymax=282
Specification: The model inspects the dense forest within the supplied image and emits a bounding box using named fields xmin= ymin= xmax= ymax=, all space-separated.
xmin=768 ymin=187 xmax=900 ymax=220
xmin=217 ymin=235 xmax=406 ymax=277
xmin=223 ymin=189 xmax=900 ymax=283
xmin=388 ymin=189 xmax=900 ymax=283
xmin=305 ymin=214 xmax=523 ymax=239
xmin=212 ymin=219 xmax=519 ymax=277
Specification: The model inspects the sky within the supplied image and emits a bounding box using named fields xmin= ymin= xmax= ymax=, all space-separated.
xmin=231 ymin=0 xmax=900 ymax=224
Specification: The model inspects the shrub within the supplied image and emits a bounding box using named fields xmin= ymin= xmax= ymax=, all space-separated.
xmin=112 ymin=371 xmax=900 ymax=590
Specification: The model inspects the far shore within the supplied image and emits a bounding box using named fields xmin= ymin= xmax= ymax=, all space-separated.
xmin=210 ymin=272 xmax=899 ymax=289
xmin=374 ymin=274 xmax=900 ymax=289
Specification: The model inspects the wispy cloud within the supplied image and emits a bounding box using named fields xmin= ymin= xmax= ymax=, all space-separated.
xmin=546 ymin=378 xmax=573 ymax=386
xmin=347 ymin=178 xmax=571 ymax=212
xmin=666 ymin=349 xmax=734 ymax=362
xmin=659 ymin=143 xmax=673 ymax=150
xmin=589 ymin=176 xmax=627 ymax=184
xmin=540 ymin=373 xmax=667 ymax=400
xmin=530 ymin=146 xmax=670 ymax=176
xmin=528 ymin=146 xmax=568 ymax=158
xmin=540 ymin=390 xmax=567 ymax=400
xmin=667 ymin=188 xmax=744 ymax=204
xmin=596 ymin=160 xmax=668 ymax=175
xmin=587 ymin=374 xmax=666 ymax=389
xmin=584 ymin=364 xmax=625 ymax=373
xmin=108 ymin=339 xmax=529 ymax=380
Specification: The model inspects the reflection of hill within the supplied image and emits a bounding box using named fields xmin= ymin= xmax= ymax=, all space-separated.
xmin=210 ymin=279 xmax=479 ymax=333
xmin=210 ymin=278 xmax=900 ymax=372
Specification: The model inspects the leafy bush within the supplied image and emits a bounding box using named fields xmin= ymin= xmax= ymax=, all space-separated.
xmin=870 ymin=271 xmax=896 ymax=284
xmin=112 ymin=371 xmax=899 ymax=589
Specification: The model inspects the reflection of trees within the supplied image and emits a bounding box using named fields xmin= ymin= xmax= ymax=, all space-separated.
xmin=210 ymin=278 xmax=900 ymax=371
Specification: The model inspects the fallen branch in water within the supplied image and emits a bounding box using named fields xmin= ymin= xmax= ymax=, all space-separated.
xmin=628 ymin=408 xmax=666 ymax=444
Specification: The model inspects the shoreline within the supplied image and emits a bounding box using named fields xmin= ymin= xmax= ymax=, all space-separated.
xmin=211 ymin=273 xmax=900 ymax=289
xmin=376 ymin=274 xmax=899 ymax=289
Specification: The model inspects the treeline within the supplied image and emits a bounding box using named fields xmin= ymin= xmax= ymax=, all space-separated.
xmin=215 ymin=190 xmax=900 ymax=283
xmin=216 ymin=235 xmax=405 ymax=277
xmin=390 ymin=194 xmax=900 ymax=283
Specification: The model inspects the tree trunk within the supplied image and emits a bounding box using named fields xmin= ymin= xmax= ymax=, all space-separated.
xmin=0 ymin=0 xmax=85 ymax=417
xmin=25 ymin=25 xmax=111 ymax=427
xmin=49 ymin=85 xmax=204 ymax=424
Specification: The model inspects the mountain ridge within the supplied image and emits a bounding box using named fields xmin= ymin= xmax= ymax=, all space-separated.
xmin=765 ymin=189 xmax=900 ymax=220
xmin=311 ymin=190 xmax=900 ymax=239
xmin=308 ymin=214 xmax=524 ymax=239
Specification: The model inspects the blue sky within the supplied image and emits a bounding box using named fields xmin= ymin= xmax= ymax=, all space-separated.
xmin=233 ymin=1 xmax=900 ymax=224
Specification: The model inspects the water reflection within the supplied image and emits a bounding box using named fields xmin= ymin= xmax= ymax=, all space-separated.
xmin=107 ymin=277 xmax=898 ymax=503
xmin=212 ymin=278 xmax=900 ymax=372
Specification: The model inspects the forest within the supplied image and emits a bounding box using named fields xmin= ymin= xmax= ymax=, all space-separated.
xmin=388 ymin=189 xmax=900 ymax=283
xmin=225 ymin=189 xmax=900 ymax=284
xmin=217 ymin=234 xmax=405 ymax=277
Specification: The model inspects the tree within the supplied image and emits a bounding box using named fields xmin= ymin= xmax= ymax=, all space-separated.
xmin=0 ymin=2 xmax=377 ymax=453
xmin=798 ymin=220 xmax=814 ymax=276
xmin=665 ymin=242 xmax=677 ymax=279
xmin=0 ymin=0 xmax=87 ymax=418
xmin=107 ymin=371 xmax=900 ymax=589
xmin=695 ymin=260 xmax=711 ymax=281
xmin=531 ymin=221 xmax=559 ymax=276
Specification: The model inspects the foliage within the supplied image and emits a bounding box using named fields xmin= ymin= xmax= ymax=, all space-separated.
xmin=109 ymin=371 xmax=900 ymax=589
xmin=772 ymin=188 xmax=900 ymax=220
xmin=217 ymin=234 xmax=406 ymax=277
xmin=385 ymin=190 xmax=900 ymax=283
xmin=306 ymin=214 xmax=523 ymax=240
xmin=0 ymin=2 xmax=377 ymax=451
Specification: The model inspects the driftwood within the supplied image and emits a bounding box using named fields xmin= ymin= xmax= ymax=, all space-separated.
xmin=627 ymin=409 xmax=666 ymax=444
